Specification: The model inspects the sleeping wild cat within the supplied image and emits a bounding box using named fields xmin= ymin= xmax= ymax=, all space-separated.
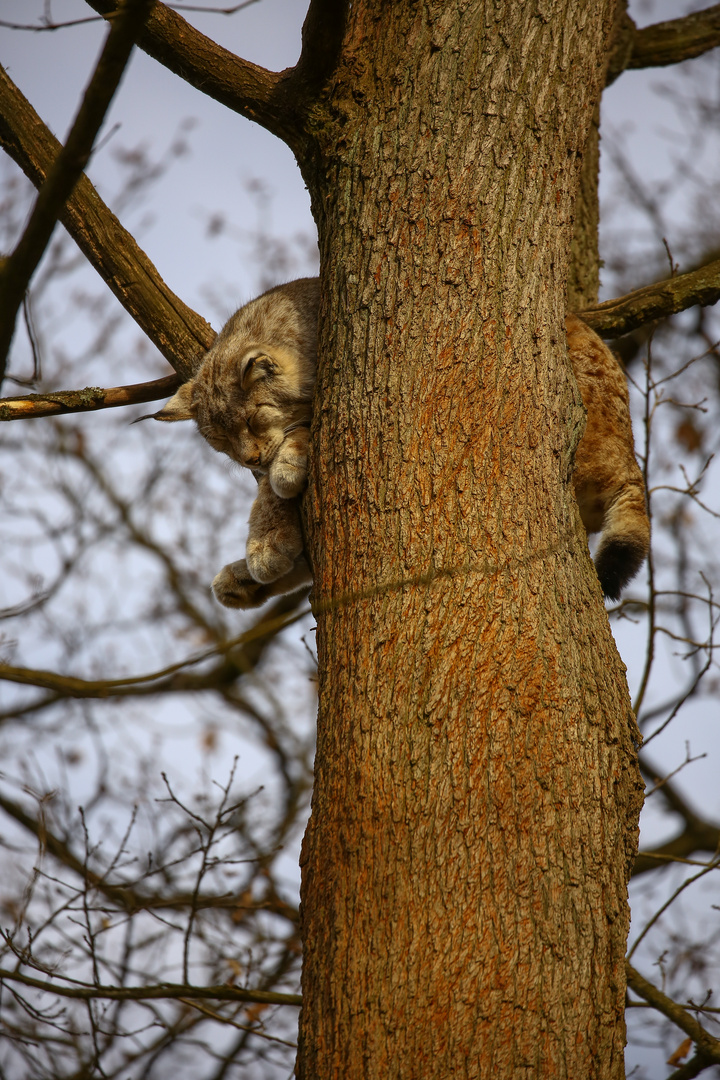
xmin=155 ymin=278 xmax=649 ymax=606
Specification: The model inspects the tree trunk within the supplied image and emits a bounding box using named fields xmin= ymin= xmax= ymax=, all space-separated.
xmin=298 ymin=3 xmax=644 ymax=1076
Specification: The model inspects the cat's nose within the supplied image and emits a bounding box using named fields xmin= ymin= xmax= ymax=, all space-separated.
xmin=243 ymin=452 xmax=261 ymax=467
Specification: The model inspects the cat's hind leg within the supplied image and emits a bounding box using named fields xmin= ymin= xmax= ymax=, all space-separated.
xmin=212 ymin=556 xmax=312 ymax=609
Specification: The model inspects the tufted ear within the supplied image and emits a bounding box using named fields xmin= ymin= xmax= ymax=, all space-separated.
xmin=240 ymin=350 xmax=277 ymax=391
xmin=152 ymin=380 xmax=195 ymax=421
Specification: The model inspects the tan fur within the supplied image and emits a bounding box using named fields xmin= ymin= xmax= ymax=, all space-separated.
xmin=156 ymin=280 xmax=649 ymax=607
xmin=212 ymin=554 xmax=312 ymax=610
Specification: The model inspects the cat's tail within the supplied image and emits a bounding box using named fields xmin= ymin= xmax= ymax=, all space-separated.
xmin=593 ymin=481 xmax=650 ymax=601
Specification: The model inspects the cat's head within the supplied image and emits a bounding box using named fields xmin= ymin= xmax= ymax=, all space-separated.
xmin=154 ymin=340 xmax=313 ymax=474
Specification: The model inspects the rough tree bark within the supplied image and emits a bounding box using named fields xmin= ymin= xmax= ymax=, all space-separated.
xmin=297 ymin=3 xmax=644 ymax=1077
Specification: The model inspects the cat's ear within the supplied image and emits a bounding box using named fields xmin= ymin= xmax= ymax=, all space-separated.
xmin=152 ymin=381 xmax=196 ymax=422
xmin=240 ymin=351 xmax=277 ymax=391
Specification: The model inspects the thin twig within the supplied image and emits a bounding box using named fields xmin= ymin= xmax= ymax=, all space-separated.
xmin=627 ymin=856 xmax=720 ymax=960
xmin=178 ymin=997 xmax=297 ymax=1047
xmin=0 ymin=967 xmax=301 ymax=1007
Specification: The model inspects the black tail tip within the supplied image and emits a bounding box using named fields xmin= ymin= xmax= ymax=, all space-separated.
xmin=594 ymin=537 xmax=648 ymax=602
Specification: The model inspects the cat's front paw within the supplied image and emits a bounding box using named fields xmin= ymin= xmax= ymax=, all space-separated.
xmin=246 ymin=535 xmax=295 ymax=584
xmin=269 ymin=455 xmax=307 ymax=499
xmin=269 ymin=429 xmax=309 ymax=499
xmin=212 ymin=560 xmax=272 ymax=609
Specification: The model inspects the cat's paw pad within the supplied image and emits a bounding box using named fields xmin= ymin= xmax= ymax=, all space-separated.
xmin=246 ymin=536 xmax=294 ymax=584
xmin=269 ymin=455 xmax=307 ymax=499
xmin=212 ymin=561 xmax=269 ymax=609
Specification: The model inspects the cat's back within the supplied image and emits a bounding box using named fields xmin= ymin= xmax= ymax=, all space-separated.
xmin=217 ymin=277 xmax=320 ymax=363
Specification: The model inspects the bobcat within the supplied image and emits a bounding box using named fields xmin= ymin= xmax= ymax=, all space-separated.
xmin=155 ymin=278 xmax=649 ymax=606
xmin=156 ymin=278 xmax=317 ymax=609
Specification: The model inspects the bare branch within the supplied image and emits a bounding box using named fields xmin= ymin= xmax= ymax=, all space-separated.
xmin=85 ymin=0 xmax=350 ymax=152
xmin=0 ymin=789 xmax=300 ymax=923
xmin=666 ymin=1053 xmax=718 ymax=1080
xmin=632 ymin=829 xmax=720 ymax=877
xmin=0 ymin=15 xmax=102 ymax=31
xmin=0 ymin=600 xmax=309 ymax=699
xmin=0 ymin=0 xmax=155 ymax=385
xmin=640 ymin=756 xmax=707 ymax=820
xmin=176 ymin=997 xmax=296 ymax=1047
xmin=0 ymin=374 xmax=180 ymax=420
xmin=0 ymin=66 xmax=215 ymax=379
xmin=607 ymin=5 xmax=720 ymax=85
xmin=629 ymin=5 xmax=720 ymax=70
xmin=0 ymin=967 xmax=301 ymax=1007
xmin=580 ymin=257 xmax=720 ymax=338
xmin=628 ymin=857 xmax=720 ymax=959
xmin=626 ymin=961 xmax=720 ymax=1066
xmin=0 ymin=3 xmax=259 ymax=29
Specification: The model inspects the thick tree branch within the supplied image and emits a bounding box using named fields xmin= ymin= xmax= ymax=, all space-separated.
xmin=0 ymin=373 xmax=180 ymax=420
xmin=85 ymin=0 xmax=299 ymax=145
xmin=0 ymin=66 xmax=215 ymax=380
xmin=626 ymin=961 xmax=720 ymax=1066
xmin=580 ymin=256 xmax=720 ymax=338
xmin=292 ymin=0 xmax=350 ymax=98
xmin=0 ymin=0 xmax=154 ymax=385
xmin=605 ymin=5 xmax=636 ymax=87
xmin=0 ymin=655 xmax=246 ymax=698
xmin=629 ymin=5 xmax=720 ymax=70
xmin=607 ymin=5 xmax=720 ymax=84
xmin=84 ymin=0 xmax=349 ymax=153
xmin=666 ymin=1053 xmax=718 ymax=1080
xmin=0 ymin=967 xmax=301 ymax=1007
